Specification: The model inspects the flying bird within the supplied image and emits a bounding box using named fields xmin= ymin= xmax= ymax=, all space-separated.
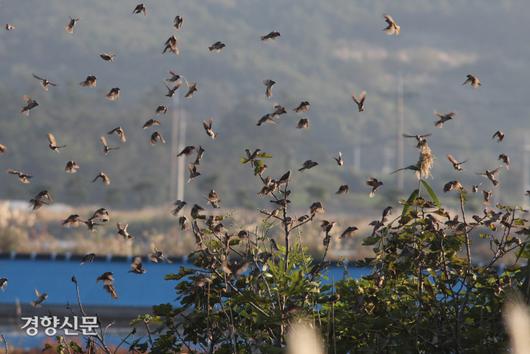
xmin=403 ymin=133 xmax=431 ymax=148
xmin=178 ymin=216 xmax=189 ymax=230
xmin=352 ymin=91 xmax=366 ymax=112
xmin=207 ymin=190 xmax=221 ymax=208
xmin=263 ymin=79 xmax=275 ymax=98
xmin=477 ymin=167 xmax=501 ymax=187
xmin=7 ymin=169 xmax=32 ymax=184
xmin=29 ymin=190 xmax=53 ymax=210
xmin=100 ymin=53 xmax=116 ymax=62
xmin=32 ymin=74 xmax=57 ymax=91
xmin=178 ymin=146 xmax=196 ymax=157
xmin=31 ymin=289 xmax=48 ymax=307
xmin=171 ymin=200 xmax=187 ymax=216
xmin=92 ymin=172 xmax=110 ymax=185
xmin=297 ymin=118 xmax=309 ymax=129
xmin=107 ymin=127 xmax=126 ymax=143
xmin=156 ymin=105 xmax=168 ymax=114
xmin=5 ymin=24 xmax=15 ymax=31
xmin=209 ymin=41 xmax=226 ymax=52
xmin=463 ymin=74 xmax=481 ymax=88
xmin=340 ymin=226 xmax=358 ymax=238
xmin=261 ymin=31 xmax=280 ymax=41
xmin=187 ymin=163 xmax=201 ymax=182
xmin=80 ymin=253 xmax=96 ymax=265
xmin=492 ymin=130 xmax=505 ymax=142
xmin=203 ymin=119 xmax=217 ymax=139
xmin=132 ymin=4 xmax=146 ymax=15
xmin=336 ymin=184 xmax=349 ymax=195
xmin=498 ymin=154 xmax=510 ymax=169
xmin=164 ymin=83 xmax=180 ymax=97
xmin=129 ymin=257 xmax=146 ymax=274
xmin=65 ymin=160 xmax=80 ymax=174
xmin=174 ymin=16 xmax=183 ymax=30
xmin=48 ymin=133 xmax=66 ymax=152
xmin=65 ymin=17 xmax=79 ymax=34
xmin=117 ymin=223 xmax=132 ymax=240
xmin=298 ymin=160 xmax=318 ymax=172
xmin=257 ymin=113 xmax=276 ymax=126
xmin=143 ymin=118 xmax=161 ymax=129
xmin=96 ymin=272 xmax=118 ymax=299
xmin=184 ymin=82 xmax=198 ymax=98
xmin=105 ymin=87 xmax=120 ymax=101
xmin=150 ymin=131 xmax=166 ymax=145
xmin=0 ymin=278 xmax=7 ymax=291
xmin=447 ymin=154 xmax=467 ymax=171
xmin=62 ymin=214 xmax=83 ymax=227
xmin=383 ymin=14 xmax=400 ymax=35
xmin=166 ymin=71 xmax=182 ymax=83
xmin=443 ymin=180 xmax=464 ymax=192
xmin=334 ymin=152 xmax=344 ymax=166
xmin=193 ymin=146 xmax=205 ymax=165
xmin=366 ymin=177 xmax=383 ymax=198
xmin=163 ymin=35 xmax=179 ymax=55
xmin=310 ymin=201 xmax=325 ymax=215
xmin=80 ymin=75 xmax=97 ymax=87
xmin=100 ymin=136 xmax=119 ymax=155
xmin=294 ymin=101 xmax=310 ymax=113
xmin=434 ymin=112 xmax=455 ymax=128
xmin=0 ymin=144 xmax=6 ymax=154
xmin=20 ymin=96 xmax=38 ymax=116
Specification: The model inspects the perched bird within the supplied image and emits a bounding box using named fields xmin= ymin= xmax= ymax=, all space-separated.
xmin=31 ymin=289 xmax=48 ymax=307
xmin=203 ymin=119 xmax=217 ymax=139
xmin=294 ymin=101 xmax=310 ymax=113
xmin=20 ymin=96 xmax=38 ymax=116
xmin=194 ymin=146 xmax=205 ymax=165
xmin=498 ymin=153 xmax=510 ymax=169
xmin=96 ymin=272 xmax=118 ymax=299
xmin=143 ymin=118 xmax=161 ymax=129
xmin=191 ymin=204 xmax=206 ymax=219
xmin=383 ymin=14 xmax=400 ymax=35
xmin=336 ymin=184 xmax=349 ymax=194
xmin=92 ymin=172 xmax=110 ymax=185
xmin=352 ymin=91 xmax=366 ymax=112
xmin=171 ymin=200 xmax=187 ymax=216
xmin=178 ymin=216 xmax=189 ymax=230
xmin=64 ymin=160 xmax=80 ymax=174
xmin=340 ymin=226 xmax=358 ymax=239
xmin=163 ymin=36 xmax=179 ymax=55
xmin=174 ymin=16 xmax=183 ymax=30
xmin=164 ymin=83 xmax=180 ymax=97
xmin=132 ymin=4 xmax=146 ymax=15
xmin=261 ymin=31 xmax=280 ymax=41
xmin=65 ymin=17 xmax=79 ymax=34
xmin=62 ymin=214 xmax=82 ymax=227
xmin=107 ymin=127 xmax=126 ymax=143
xmin=5 ymin=24 xmax=15 ymax=31
xmin=100 ymin=53 xmax=116 ymax=62
xmin=463 ymin=74 xmax=481 ymax=88
xmin=447 ymin=154 xmax=467 ymax=171
xmin=492 ymin=130 xmax=505 ymax=142
xmin=297 ymin=118 xmax=309 ymax=129
xmin=184 ymin=83 xmax=198 ymax=98
xmin=47 ymin=133 xmax=66 ymax=152
xmin=366 ymin=177 xmax=383 ymax=198
xmin=80 ymin=75 xmax=97 ymax=87
xmin=263 ymin=79 xmax=275 ymax=98
xmin=257 ymin=113 xmax=276 ymax=126
xmin=187 ymin=163 xmax=201 ymax=182
xmin=209 ymin=41 xmax=226 ymax=52
xmin=129 ymin=257 xmax=146 ymax=274
xmin=100 ymin=136 xmax=119 ymax=155
xmin=334 ymin=152 xmax=344 ymax=166
xmin=299 ymin=160 xmax=318 ymax=172
xmin=7 ymin=169 xmax=32 ymax=184
xmin=321 ymin=220 xmax=336 ymax=233
xmin=150 ymin=131 xmax=166 ymax=145
xmin=156 ymin=105 xmax=168 ymax=114
xmin=434 ymin=112 xmax=455 ymax=128
xmin=32 ymin=74 xmax=57 ymax=91
xmin=310 ymin=201 xmax=324 ymax=215
xmin=29 ymin=190 xmax=53 ymax=210
xmin=105 ymin=87 xmax=120 ymax=101
xmin=477 ymin=167 xmax=501 ymax=187
xmin=443 ymin=180 xmax=464 ymax=192
xmin=0 ymin=278 xmax=8 ymax=291
xmin=80 ymin=253 xmax=96 ymax=265
xmin=178 ymin=145 xmax=196 ymax=157
xmin=207 ymin=190 xmax=221 ymax=208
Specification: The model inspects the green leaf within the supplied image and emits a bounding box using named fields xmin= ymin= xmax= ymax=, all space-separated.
xmin=420 ymin=180 xmax=440 ymax=207
xmin=401 ymin=189 xmax=419 ymax=217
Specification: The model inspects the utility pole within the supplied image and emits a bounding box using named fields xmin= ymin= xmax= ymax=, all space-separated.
xmin=523 ymin=134 xmax=530 ymax=207
xmin=170 ymin=94 xmax=187 ymax=202
xmin=396 ymin=74 xmax=405 ymax=191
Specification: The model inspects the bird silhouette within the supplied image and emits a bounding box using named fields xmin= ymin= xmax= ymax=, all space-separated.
xmin=352 ymin=91 xmax=366 ymax=112
xmin=383 ymin=14 xmax=400 ymax=35
xmin=65 ymin=17 xmax=79 ymax=34
xmin=463 ymin=74 xmax=481 ymax=88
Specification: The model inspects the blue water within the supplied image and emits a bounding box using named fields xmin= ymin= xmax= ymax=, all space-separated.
xmin=0 ymin=259 xmax=371 ymax=307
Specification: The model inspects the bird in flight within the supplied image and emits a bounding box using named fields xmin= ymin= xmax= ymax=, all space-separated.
xmin=64 ymin=160 xmax=80 ymax=174
xmin=463 ymin=74 xmax=481 ymax=88
xmin=92 ymin=172 xmax=110 ymax=185
xmin=297 ymin=118 xmax=309 ymax=129
xmin=96 ymin=272 xmax=118 ymax=299
xmin=107 ymin=127 xmax=127 ymax=143
xmin=20 ymin=96 xmax=38 ymax=116
xmin=263 ymin=79 xmax=275 ymax=98
xmin=366 ymin=177 xmax=383 ymax=198
xmin=209 ymin=41 xmax=226 ymax=52
xmin=143 ymin=118 xmax=161 ymax=129
xmin=298 ymin=160 xmax=318 ymax=172
xmin=47 ymin=133 xmax=66 ymax=152
xmin=203 ymin=119 xmax=217 ymax=139
xmin=352 ymin=91 xmax=366 ymax=112
xmin=261 ymin=31 xmax=280 ymax=41
xmin=477 ymin=167 xmax=501 ymax=187
xmin=447 ymin=154 xmax=467 ymax=171
xmin=434 ymin=112 xmax=455 ymax=128
xmin=132 ymin=4 xmax=147 ymax=15
xmin=80 ymin=75 xmax=97 ymax=87
xmin=100 ymin=53 xmax=116 ymax=62
xmin=5 ymin=24 xmax=15 ymax=31
xmin=65 ymin=17 xmax=79 ymax=34
xmin=29 ymin=190 xmax=53 ymax=210
xmin=294 ymin=101 xmax=310 ymax=113
xmin=498 ymin=153 xmax=510 ymax=169
xmin=174 ymin=16 xmax=183 ymax=30
xmin=492 ymin=130 xmax=505 ymax=142
xmin=100 ymin=136 xmax=119 ymax=155
xmin=334 ymin=152 xmax=344 ymax=166
xmin=31 ymin=289 xmax=48 ymax=307
xmin=150 ymin=131 xmax=166 ymax=145
xmin=32 ymin=74 xmax=57 ymax=91
xmin=184 ymin=82 xmax=198 ymax=98
xmin=383 ymin=14 xmax=400 ymax=35
xmin=7 ymin=169 xmax=32 ymax=184
xmin=403 ymin=133 xmax=431 ymax=148
xmin=130 ymin=257 xmax=146 ymax=274
xmin=163 ymin=35 xmax=179 ymax=55
xmin=106 ymin=87 xmax=120 ymax=101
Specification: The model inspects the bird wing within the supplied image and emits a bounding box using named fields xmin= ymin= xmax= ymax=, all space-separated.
xmin=47 ymin=133 xmax=57 ymax=145
xmin=100 ymin=136 xmax=108 ymax=147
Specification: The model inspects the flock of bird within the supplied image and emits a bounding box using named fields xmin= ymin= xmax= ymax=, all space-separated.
xmin=0 ymin=5 xmax=528 ymax=308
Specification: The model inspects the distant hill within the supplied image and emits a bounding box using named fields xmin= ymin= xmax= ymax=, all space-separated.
xmin=0 ymin=0 xmax=529 ymax=211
